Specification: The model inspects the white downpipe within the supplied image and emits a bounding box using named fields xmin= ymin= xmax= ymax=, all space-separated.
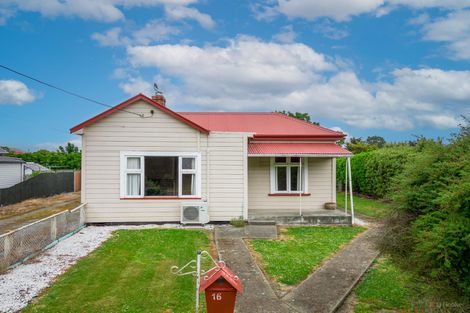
xmin=299 ymin=157 xmax=302 ymax=217
xmin=347 ymin=157 xmax=355 ymax=225
xmin=344 ymin=159 xmax=348 ymax=214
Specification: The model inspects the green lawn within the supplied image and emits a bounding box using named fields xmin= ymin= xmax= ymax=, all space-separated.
xmin=353 ymin=256 xmax=457 ymax=313
xmin=354 ymin=257 xmax=414 ymax=312
xmin=24 ymin=229 xmax=211 ymax=313
xmin=250 ymin=226 xmax=365 ymax=286
xmin=336 ymin=192 xmax=391 ymax=219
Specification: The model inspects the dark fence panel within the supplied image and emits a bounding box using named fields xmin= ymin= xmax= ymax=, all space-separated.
xmin=0 ymin=172 xmax=74 ymax=206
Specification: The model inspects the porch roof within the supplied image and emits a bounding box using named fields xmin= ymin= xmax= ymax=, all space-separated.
xmin=248 ymin=142 xmax=351 ymax=157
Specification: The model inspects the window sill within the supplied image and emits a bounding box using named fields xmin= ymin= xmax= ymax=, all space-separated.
xmin=120 ymin=197 xmax=202 ymax=200
xmin=268 ymin=193 xmax=311 ymax=196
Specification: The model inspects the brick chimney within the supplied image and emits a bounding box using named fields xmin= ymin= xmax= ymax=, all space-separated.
xmin=152 ymin=94 xmax=166 ymax=106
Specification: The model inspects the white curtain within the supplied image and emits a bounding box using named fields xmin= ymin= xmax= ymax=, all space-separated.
xmin=127 ymin=173 xmax=141 ymax=196
xmin=182 ymin=173 xmax=195 ymax=195
xmin=127 ymin=157 xmax=141 ymax=169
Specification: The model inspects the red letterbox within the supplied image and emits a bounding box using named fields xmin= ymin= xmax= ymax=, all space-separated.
xmin=199 ymin=262 xmax=243 ymax=313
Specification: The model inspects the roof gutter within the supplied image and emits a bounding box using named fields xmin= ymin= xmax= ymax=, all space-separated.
xmin=252 ymin=134 xmax=345 ymax=141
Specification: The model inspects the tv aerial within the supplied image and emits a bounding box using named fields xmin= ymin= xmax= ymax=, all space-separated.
xmin=153 ymin=83 xmax=163 ymax=95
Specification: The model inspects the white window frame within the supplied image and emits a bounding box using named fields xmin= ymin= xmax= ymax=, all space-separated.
xmin=270 ymin=157 xmax=308 ymax=193
xmin=124 ymin=156 xmax=144 ymax=197
xmin=120 ymin=152 xmax=201 ymax=198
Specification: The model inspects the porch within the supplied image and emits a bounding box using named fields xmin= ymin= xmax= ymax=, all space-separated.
xmin=247 ymin=141 xmax=355 ymax=225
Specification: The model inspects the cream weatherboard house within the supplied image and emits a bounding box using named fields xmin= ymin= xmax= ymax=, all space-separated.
xmin=71 ymin=94 xmax=354 ymax=224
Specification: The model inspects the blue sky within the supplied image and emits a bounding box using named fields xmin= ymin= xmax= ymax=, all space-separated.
xmin=0 ymin=0 xmax=469 ymax=151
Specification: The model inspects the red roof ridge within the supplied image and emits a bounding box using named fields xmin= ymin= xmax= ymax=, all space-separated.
xmin=178 ymin=112 xmax=276 ymax=115
xmin=271 ymin=112 xmax=343 ymax=135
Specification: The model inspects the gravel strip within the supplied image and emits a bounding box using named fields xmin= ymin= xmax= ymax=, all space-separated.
xmin=0 ymin=224 xmax=211 ymax=313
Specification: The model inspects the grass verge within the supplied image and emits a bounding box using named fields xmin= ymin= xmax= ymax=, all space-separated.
xmin=250 ymin=226 xmax=365 ymax=286
xmin=24 ymin=229 xmax=211 ymax=313
xmin=0 ymin=192 xmax=80 ymax=219
xmin=353 ymin=256 xmax=467 ymax=313
xmin=336 ymin=192 xmax=391 ymax=219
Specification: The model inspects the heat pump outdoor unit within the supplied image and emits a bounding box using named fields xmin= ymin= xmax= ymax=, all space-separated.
xmin=181 ymin=203 xmax=209 ymax=225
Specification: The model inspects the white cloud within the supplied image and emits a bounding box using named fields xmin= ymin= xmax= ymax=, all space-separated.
xmin=125 ymin=37 xmax=468 ymax=130
xmin=2 ymin=0 xmax=125 ymax=23
xmin=422 ymin=10 xmax=470 ymax=60
xmin=388 ymin=0 xmax=470 ymax=10
xmin=0 ymin=80 xmax=35 ymax=105
xmin=91 ymin=27 xmax=125 ymax=47
xmin=0 ymin=0 xmax=211 ymax=25
xmin=271 ymin=0 xmax=385 ymax=21
xmin=313 ymin=20 xmax=349 ymax=40
xmin=119 ymin=76 xmax=153 ymax=95
xmin=273 ymin=25 xmax=297 ymax=43
xmin=132 ymin=20 xmax=181 ymax=44
xmin=418 ymin=114 xmax=460 ymax=129
xmin=257 ymin=0 xmax=470 ymax=22
xmin=164 ymin=5 xmax=215 ymax=29
xmin=91 ymin=21 xmax=180 ymax=47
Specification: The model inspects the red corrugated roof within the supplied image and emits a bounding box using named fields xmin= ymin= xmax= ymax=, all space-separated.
xmin=179 ymin=112 xmax=344 ymax=139
xmin=70 ymin=94 xmax=346 ymax=140
xmin=248 ymin=142 xmax=351 ymax=156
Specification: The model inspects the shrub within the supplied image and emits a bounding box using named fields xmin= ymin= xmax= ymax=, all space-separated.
xmin=337 ymin=146 xmax=416 ymax=198
xmin=13 ymin=150 xmax=81 ymax=170
xmin=383 ymin=125 xmax=470 ymax=296
xmin=230 ymin=217 xmax=247 ymax=227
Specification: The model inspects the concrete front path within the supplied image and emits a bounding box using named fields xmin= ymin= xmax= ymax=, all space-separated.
xmin=283 ymin=227 xmax=381 ymax=313
xmin=214 ymin=225 xmax=380 ymax=313
xmin=215 ymin=225 xmax=294 ymax=313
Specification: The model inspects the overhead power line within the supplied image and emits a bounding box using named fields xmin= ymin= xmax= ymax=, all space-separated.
xmin=0 ymin=64 xmax=143 ymax=117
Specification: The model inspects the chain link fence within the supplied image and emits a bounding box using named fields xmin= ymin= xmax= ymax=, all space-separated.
xmin=0 ymin=204 xmax=86 ymax=273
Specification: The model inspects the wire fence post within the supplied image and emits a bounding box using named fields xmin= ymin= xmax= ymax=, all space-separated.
xmin=195 ymin=250 xmax=202 ymax=313
xmin=3 ymin=235 xmax=11 ymax=269
xmin=347 ymin=157 xmax=355 ymax=225
xmin=50 ymin=216 xmax=57 ymax=241
xmin=79 ymin=205 xmax=86 ymax=225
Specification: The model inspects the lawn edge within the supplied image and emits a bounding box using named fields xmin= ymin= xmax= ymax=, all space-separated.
xmin=246 ymin=225 xmax=368 ymax=297
xmin=329 ymin=248 xmax=380 ymax=313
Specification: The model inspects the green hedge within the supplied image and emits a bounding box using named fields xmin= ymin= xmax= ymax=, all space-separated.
xmin=13 ymin=150 xmax=81 ymax=170
xmin=389 ymin=134 xmax=470 ymax=296
xmin=338 ymin=130 xmax=470 ymax=296
xmin=336 ymin=146 xmax=416 ymax=198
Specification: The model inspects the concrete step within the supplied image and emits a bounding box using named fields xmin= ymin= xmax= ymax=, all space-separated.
xmin=248 ymin=220 xmax=277 ymax=226
xmin=249 ymin=215 xmax=352 ymax=226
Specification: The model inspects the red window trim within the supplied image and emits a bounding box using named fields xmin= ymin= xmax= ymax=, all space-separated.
xmin=268 ymin=193 xmax=311 ymax=196
xmin=120 ymin=197 xmax=202 ymax=200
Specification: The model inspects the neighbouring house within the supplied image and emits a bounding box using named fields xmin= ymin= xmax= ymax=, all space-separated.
xmin=70 ymin=94 xmax=353 ymax=224
xmin=24 ymin=162 xmax=52 ymax=176
xmin=0 ymin=148 xmax=25 ymax=188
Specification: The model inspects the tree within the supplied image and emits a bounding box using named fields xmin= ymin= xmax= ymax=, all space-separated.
xmin=366 ymin=135 xmax=386 ymax=148
xmin=58 ymin=142 xmax=79 ymax=154
xmin=346 ymin=137 xmax=378 ymax=154
xmin=276 ymin=111 xmax=320 ymax=125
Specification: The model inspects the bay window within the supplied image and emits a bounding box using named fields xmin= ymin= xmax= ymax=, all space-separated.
xmin=270 ymin=157 xmax=308 ymax=194
xmin=121 ymin=152 xmax=201 ymax=198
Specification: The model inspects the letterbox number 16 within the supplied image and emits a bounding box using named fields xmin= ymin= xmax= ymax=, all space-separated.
xmin=212 ymin=293 xmax=222 ymax=301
